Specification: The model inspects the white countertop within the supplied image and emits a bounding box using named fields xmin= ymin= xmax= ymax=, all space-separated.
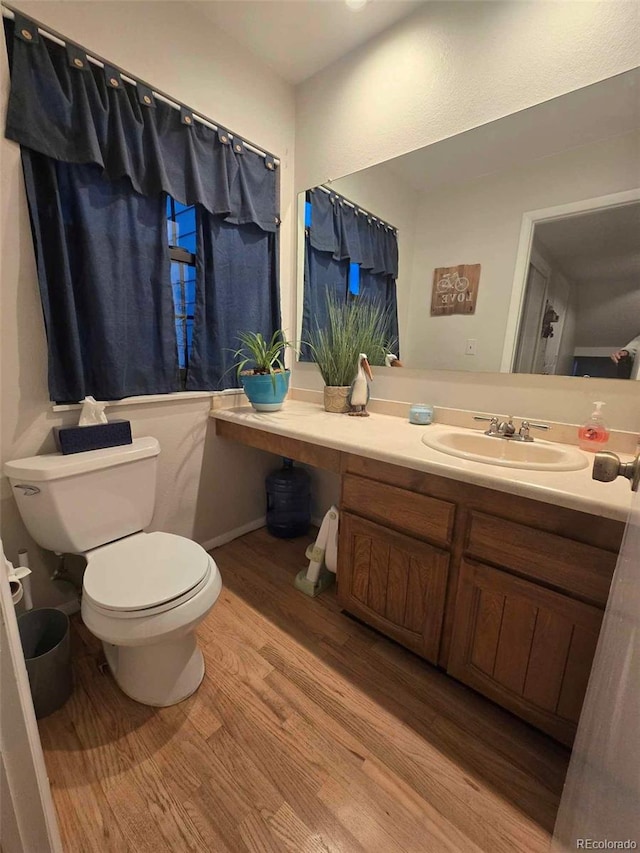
xmin=211 ymin=401 xmax=634 ymax=523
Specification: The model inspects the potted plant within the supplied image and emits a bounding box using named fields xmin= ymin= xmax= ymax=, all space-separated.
xmin=231 ymin=330 xmax=293 ymax=412
xmin=309 ymin=294 xmax=394 ymax=413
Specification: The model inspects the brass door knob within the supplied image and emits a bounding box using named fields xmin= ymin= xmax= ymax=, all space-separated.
xmin=592 ymin=451 xmax=640 ymax=492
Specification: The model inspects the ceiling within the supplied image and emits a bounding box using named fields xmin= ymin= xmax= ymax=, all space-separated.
xmin=193 ymin=0 xmax=423 ymax=84
xmin=535 ymin=202 xmax=640 ymax=291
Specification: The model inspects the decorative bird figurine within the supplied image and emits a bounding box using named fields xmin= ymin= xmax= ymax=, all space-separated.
xmin=384 ymin=353 xmax=404 ymax=368
xmin=348 ymin=353 xmax=372 ymax=417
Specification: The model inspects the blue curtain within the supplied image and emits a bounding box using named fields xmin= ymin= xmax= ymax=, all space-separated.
xmin=4 ymin=15 xmax=281 ymax=399
xmin=22 ymin=151 xmax=178 ymax=402
xmin=4 ymin=16 xmax=279 ymax=232
xmin=301 ymin=189 xmax=400 ymax=361
xmin=300 ymin=234 xmax=349 ymax=359
xmin=186 ymin=214 xmax=280 ymax=390
xmin=306 ymin=189 xmax=398 ymax=275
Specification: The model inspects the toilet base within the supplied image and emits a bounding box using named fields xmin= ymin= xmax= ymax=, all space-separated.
xmin=102 ymin=633 xmax=205 ymax=707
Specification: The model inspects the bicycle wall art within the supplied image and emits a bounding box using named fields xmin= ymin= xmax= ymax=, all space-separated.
xmin=430 ymin=264 xmax=481 ymax=316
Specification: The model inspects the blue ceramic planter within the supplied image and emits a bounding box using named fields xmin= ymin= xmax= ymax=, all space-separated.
xmin=241 ymin=370 xmax=290 ymax=412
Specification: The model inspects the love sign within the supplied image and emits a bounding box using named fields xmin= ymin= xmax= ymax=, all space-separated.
xmin=431 ymin=264 xmax=481 ymax=316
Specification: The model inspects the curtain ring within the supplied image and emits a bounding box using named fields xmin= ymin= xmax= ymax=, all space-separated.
xmin=137 ymin=85 xmax=156 ymax=108
xmin=14 ymin=14 xmax=39 ymax=43
xmin=104 ymin=65 xmax=123 ymax=90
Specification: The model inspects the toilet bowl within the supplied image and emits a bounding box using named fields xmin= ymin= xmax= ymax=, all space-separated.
xmin=82 ymin=531 xmax=222 ymax=706
xmin=4 ymin=437 xmax=222 ymax=707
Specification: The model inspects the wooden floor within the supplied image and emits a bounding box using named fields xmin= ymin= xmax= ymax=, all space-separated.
xmin=39 ymin=528 xmax=569 ymax=852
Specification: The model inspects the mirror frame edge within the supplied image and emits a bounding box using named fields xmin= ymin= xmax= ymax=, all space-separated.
xmin=295 ymin=192 xmax=306 ymax=355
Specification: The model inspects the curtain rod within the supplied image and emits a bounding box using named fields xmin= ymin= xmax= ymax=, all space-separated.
xmin=1 ymin=2 xmax=279 ymax=164
xmin=317 ymin=184 xmax=397 ymax=233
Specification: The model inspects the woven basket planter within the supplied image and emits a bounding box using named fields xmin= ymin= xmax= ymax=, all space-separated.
xmin=323 ymin=386 xmax=351 ymax=413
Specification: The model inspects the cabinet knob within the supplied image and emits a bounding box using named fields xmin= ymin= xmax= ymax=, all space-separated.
xmin=592 ymin=451 xmax=640 ymax=492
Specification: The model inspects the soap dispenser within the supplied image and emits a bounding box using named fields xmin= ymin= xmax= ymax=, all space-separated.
xmin=578 ymin=401 xmax=610 ymax=451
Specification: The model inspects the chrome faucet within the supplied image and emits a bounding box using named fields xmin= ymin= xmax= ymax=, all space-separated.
xmin=473 ymin=415 xmax=550 ymax=442
xmin=498 ymin=417 xmax=516 ymax=437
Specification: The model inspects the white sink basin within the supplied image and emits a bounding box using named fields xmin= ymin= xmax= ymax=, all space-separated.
xmin=422 ymin=429 xmax=589 ymax=471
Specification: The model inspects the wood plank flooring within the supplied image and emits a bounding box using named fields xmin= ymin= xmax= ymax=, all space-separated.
xmin=39 ymin=528 xmax=569 ymax=852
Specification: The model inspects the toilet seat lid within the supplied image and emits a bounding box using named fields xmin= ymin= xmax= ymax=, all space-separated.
xmin=84 ymin=532 xmax=210 ymax=612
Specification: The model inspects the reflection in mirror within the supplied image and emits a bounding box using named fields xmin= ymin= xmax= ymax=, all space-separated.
xmin=296 ymin=68 xmax=640 ymax=380
xmin=299 ymin=186 xmax=400 ymax=366
xmin=512 ymin=202 xmax=640 ymax=380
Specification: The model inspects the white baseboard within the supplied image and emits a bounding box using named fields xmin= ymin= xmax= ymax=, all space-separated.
xmin=200 ymin=517 xmax=266 ymax=552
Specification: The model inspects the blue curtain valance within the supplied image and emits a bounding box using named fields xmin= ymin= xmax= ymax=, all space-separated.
xmin=4 ymin=17 xmax=279 ymax=232
xmin=307 ymin=188 xmax=398 ymax=278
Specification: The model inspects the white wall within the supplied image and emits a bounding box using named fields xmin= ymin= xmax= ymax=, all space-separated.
xmin=294 ymin=0 xmax=640 ymax=432
xmin=575 ymin=279 xmax=640 ymax=349
xmin=405 ymin=132 xmax=639 ymax=372
xmin=296 ymin=1 xmax=640 ymax=190
xmin=0 ymin=1 xmax=296 ymax=606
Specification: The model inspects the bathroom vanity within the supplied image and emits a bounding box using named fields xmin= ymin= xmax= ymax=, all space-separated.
xmin=212 ymin=402 xmax=630 ymax=746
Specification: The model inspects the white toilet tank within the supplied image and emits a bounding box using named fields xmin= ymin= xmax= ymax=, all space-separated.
xmin=4 ymin=437 xmax=160 ymax=555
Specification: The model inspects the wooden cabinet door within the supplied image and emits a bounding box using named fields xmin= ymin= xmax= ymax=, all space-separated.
xmin=337 ymin=512 xmax=449 ymax=663
xmin=448 ymin=559 xmax=603 ymax=745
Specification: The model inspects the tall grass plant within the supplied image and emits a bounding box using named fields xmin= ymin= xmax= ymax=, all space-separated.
xmin=309 ymin=294 xmax=394 ymax=387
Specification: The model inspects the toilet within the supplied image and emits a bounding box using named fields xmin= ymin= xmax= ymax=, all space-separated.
xmin=4 ymin=437 xmax=221 ymax=707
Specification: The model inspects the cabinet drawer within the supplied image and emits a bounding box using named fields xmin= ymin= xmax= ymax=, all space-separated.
xmin=466 ymin=512 xmax=616 ymax=606
xmin=342 ymin=473 xmax=455 ymax=546
xmin=448 ymin=559 xmax=603 ymax=746
xmin=337 ymin=512 xmax=450 ymax=663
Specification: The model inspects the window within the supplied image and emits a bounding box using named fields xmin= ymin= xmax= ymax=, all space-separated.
xmin=10 ymin=18 xmax=280 ymax=402
xmin=166 ymin=198 xmax=197 ymax=386
xmin=348 ymin=262 xmax=360 ymax=295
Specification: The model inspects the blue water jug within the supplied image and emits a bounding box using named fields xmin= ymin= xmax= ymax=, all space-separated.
xmin=266 ymin=458 xmax=311 ymax=538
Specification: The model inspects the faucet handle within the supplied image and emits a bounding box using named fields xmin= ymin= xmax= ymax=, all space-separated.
xmin=519 ymin=420 xmax=549 ymax=441
xmin=474 ymin=415 xmax=499 ymax=424
xmin=474 ymin=415 xmax=495 ymax=422
xmin=474 ymin=415 xmax=499 ymax=434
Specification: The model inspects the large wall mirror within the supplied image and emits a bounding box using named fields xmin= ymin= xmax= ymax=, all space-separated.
xmin=296 ymin=68 xmax=640 ymax=381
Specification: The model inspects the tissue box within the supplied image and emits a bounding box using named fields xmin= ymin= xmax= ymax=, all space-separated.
xmin=53 ymin=420 xmax=133 ymax=455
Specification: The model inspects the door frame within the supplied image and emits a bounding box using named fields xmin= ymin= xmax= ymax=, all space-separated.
xmin=500 ymin=188 xmax=640 ymax=373
xmin=0 ymin=568 xmax=62 ymax=852
xmin=513 ymin=248 xmax=551 ymax=374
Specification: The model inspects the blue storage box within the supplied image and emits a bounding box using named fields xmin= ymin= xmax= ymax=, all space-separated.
xmin=53 ymin=420 xmax=132 ymax=455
